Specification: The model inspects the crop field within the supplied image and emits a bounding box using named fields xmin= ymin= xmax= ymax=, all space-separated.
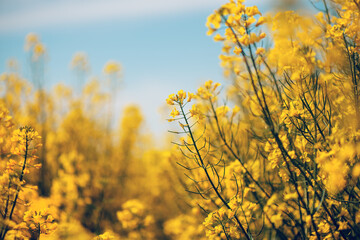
xmin=1 ymin=0 xmax=360 ymax=239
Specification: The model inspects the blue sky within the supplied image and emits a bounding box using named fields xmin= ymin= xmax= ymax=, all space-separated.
xmin=0 ymin=0 xmax=286 ymax=139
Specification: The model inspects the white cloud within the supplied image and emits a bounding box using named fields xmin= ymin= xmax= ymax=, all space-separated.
xmin=0 ymin=0 xmax=227 ymax=32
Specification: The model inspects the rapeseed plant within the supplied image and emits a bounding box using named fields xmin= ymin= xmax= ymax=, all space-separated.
xmin=167 ymin=0 xmax=360 ymax=239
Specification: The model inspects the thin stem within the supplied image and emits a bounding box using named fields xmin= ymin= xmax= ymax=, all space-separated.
xmin=179 ymin=102 xmax=251 ymax=240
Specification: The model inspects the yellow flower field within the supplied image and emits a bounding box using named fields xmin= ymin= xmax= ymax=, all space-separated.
xmin=1 ymin=0 xmax=360 ymax=239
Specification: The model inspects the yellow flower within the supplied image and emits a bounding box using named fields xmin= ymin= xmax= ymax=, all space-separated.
xmin=71 ymin=52 xmax=89 ymax=71
xmin=239 ymin=34 xmax=250 ymax=45
xmin=256 ymin=16 xmax=266 ymax=27
xmin=33 ymin=43 xmax=45 ymax=56
xmin=166 ymin=94 xmax=176 ymax=105
xmin=26 ymin=33 xmax=39 ymax=46
xmin=213 ymin=82 xmax=221 ymax=91
xmin=206 ymin=12 xmax=222 ymax=29
xmin=25 ymin=33 xmax=39 ymax=51
xmin=166 ymin=90 xmax=188 ymax=105
xmin=216 ymin=105 xmax=230 ymax=117
xmin=284 ymin=192 xmax=298 ymax=200
xmin=170 ymin=108 xmax=180 ymax=118
xmin=204 ymin=80 xmax=213 ymax=89
xmin=270 ymin=214 xmax=282 ymax=228
xmin=207 ymin=27 xmax=216 ymax=36
xmin=249 ymin=32 xmax=259 ymax=44
xmin=213 ymin=33 xmax=225 ymax=42
xmin=103 ymin=61 xmax=121 ymax=74
xmin=244 ymin=17 xmax=256 ymax=27
xmin=234 ymin=47 xmax=243 ymax=55
xmin=231 ymin=105 xmax=240 ymax=117
xmin=187 ymin=92 xmax=195 ymax=102
xmin=245 ymin=6 xmax=261 ymax=17
xmin=259 ymin=32 xmax=266 ymax=39
xmin=353 ymin=164 xmax=360 ymax=178
xmin=256 ymin=47 xmax=265 ymax=55
xmin=46 ymin=215 xmax=54 ymax=223
xmin=177 ymin=90 xmax=187 ymax=103
xmin=189 ymin=104 xmax=200 ymax=117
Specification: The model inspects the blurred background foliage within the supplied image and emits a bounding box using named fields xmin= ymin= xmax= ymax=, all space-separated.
xmin=0 ymin=33 xmax=198 ymax=239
